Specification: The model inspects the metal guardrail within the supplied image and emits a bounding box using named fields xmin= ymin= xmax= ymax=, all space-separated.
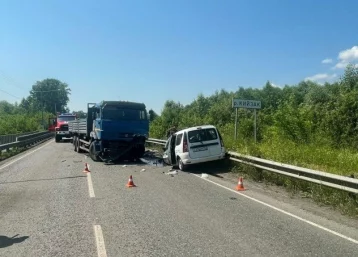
xmin=0 ymin=131 xmax=36 ymax=144
xmin=0 ymin=132 xmax=54 ymax=152
xmin=146 ymin=138 xmax=167 ymax=146
xmin=17 ymin=131 xmax=50 ymax=141
xmin=146 ymin=138 xmax=358 ymax=194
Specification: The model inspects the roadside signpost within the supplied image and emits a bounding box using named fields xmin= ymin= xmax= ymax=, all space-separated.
xmin=232 ymin=99 xmax=261 ymax=143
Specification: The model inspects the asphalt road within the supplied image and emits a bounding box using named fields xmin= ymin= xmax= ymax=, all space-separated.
xmin=1 ymin=140 xmax=358 ymax=257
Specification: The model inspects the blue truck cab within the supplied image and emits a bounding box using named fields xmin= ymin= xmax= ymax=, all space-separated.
xmin=68 ymin=101 xmax=149 ymax=162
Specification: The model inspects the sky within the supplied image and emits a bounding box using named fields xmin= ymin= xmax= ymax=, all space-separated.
xmin=1 ymin=0 xmax=358 ymax=114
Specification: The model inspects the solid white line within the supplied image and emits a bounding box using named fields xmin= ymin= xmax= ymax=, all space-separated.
xmin=87 ymin=172 xmax=95 ymax=198
xmin=192 ymin=173 xmax=358 ymax=245
xmin=0 ymin=140 xmax=53 ymax=170
xmin=94 ymin=225 xmax=108 ymax=257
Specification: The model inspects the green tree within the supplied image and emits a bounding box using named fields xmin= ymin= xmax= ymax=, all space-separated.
xmin=148 ymin=109 xmax=158 ymax=122
xmin=23 ymin=78 xmax=71 ymax=114
xmin=73 ymin=110 xmax=87 ymax=119
xmin=0 ymin=100 xmax=15 ymax=114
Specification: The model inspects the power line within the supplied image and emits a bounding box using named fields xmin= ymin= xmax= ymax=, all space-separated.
xmin=0 ymin=69 xmax=28 ymax=92
xmin=0 ymin=88 xmax=21 ymax=99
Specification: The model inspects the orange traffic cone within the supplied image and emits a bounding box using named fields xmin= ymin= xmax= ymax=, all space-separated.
xmin=126 ymin=175 xmax=136 ymax=187
xmin=236 ymin=177 xmax=245 ymax=191
xmin=83 ymin=163 xmax=90 ymax=173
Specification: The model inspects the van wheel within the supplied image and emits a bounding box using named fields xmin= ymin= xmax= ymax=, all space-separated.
xmin=178 ymin=157 xmax=187 ymax=171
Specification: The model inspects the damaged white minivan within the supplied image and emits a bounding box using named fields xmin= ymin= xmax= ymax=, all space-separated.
xmin=162 ymin=125 xmax=227 ymax=171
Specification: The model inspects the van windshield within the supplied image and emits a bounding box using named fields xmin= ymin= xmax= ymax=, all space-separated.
xmin=188 ymin=128 xmax=218 ymax=143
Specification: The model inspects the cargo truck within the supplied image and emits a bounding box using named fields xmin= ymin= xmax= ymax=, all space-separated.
xmin=68 ymin=101 xmax=149 ymax=163
xmin=55 ymin=113 xmax=77 ymax=142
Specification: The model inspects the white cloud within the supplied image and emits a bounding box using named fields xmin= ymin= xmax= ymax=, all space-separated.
xmin=321 ymin=58 xmax=333 ymax=64
xmin=270 ymin=82 xmax=281 ymax=88
xmin=304 ymin=73 xmax=337 ymax=83
xmin=338 ymin=46 xmax=358 ymax=60
xmin=333 ymin=45 xmax=358 ymax=69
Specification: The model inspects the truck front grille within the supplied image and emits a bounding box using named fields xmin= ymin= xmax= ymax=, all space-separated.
xmin=118 ymin=133 xmax=133 ymax=138
xmin=59 ymin=125 xmax=68 ymax=131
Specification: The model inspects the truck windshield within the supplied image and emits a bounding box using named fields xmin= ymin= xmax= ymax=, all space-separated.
xmin=57 ymin=116 xmax=76 ymax=122
xmin=102 ymin=107 xmax=147 ymax=121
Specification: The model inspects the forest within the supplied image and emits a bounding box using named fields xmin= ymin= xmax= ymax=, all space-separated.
xmin=149 ymin=64 xmax=358 ymax=177
xmin=2 ymin=66 xmax=358 ymax=177
xmin=0 ymin=78 xmax=72 ymax=134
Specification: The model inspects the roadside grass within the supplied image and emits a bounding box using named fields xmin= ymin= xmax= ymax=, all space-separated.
xmin=223 ymin=134 xmax=358 ymax=178
xmin=230 ymin=162 xmax=358 ymax=218
xmin=0 ymin=147 xmax=25 ymax=162
xmin=222 ymin=135 xmax=358 ymax=218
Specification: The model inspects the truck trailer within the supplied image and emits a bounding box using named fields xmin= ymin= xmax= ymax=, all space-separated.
xmin=68 ymin=101 xmax=149 ymax=163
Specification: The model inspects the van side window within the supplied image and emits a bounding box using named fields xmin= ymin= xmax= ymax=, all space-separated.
xmin=175 ymin=133 xmax=183 ymax=146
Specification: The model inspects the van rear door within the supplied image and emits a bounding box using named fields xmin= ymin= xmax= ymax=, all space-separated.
xmin=188 ymin=127 xmax=221 ymax=159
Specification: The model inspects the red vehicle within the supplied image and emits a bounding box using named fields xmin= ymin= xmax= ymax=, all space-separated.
xmin=55 ymin=113 xmax=77 ymax=142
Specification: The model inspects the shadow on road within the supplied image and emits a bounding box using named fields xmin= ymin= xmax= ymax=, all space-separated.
xmin=56 ymin=139 xmax=72 ymax=143
xmin=184 ymin=158 xmax=234 ymax=178
xmin=0 ymin=234 xmax=29 ymax=248
xmin=0 ymin=175 xmax=86 ymax=185
xmin=97 ymin=150 xmax=166 ymax=167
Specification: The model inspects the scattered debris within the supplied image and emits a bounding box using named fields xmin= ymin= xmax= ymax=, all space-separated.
xmin=166 ymin=170 xmax=178 ymax=175
xmin=201 ymin=173 xmax=209 ymax=179
xmin=140 ymin=168 xmax=146 ymax=172
xmin=122 ymin=165 xmax=127 ymax=167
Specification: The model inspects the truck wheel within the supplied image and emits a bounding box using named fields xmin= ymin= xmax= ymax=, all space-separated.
xmin=89 ymin=142 xmax=100 ymax=162
xmin=73 ymin=136 xmax=78 ymax=152
xmin=138 ymin=144 xmax=145 ymax=158
xmin=133 ymin=145 xmax=145 ymax=159
xmin=55 ymin=135 xmax=61 ymax=143
xmin=76 ymin=137 xmax=82 ymax=153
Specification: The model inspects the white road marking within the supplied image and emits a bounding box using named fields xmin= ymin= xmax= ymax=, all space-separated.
xmin=87 ymin=172 xmax=95 ymax=198
xmin=94 ymin=225 xmax=108 ymax=257
xmin=0 ymin=140 xmax=53 ymax=170
xmin=192 ymin=173 xmax=358 ymax=245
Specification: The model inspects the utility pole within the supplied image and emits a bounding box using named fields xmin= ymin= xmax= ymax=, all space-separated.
xmin=41 ymin=90 xmax=44 ymax=130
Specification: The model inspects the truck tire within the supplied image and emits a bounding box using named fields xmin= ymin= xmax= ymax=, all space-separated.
xmin=55 ymin=135 xmax=61 ymax=143
xmin=89 ymin=142 xmax=100 ymax=162
xmin=73 ymin=136 xmax=78 ymax=152
xmin=137 ymin=144 xmax=145 ymax=158
xmin=132 ymin=144 xmax=145 ymax=159
xmin=76 ymin=137 xmax=82 ymax=153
